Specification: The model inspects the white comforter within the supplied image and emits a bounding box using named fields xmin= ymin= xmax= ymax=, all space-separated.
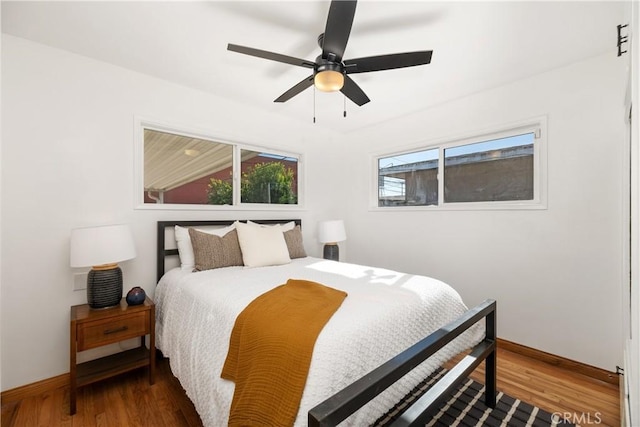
xmin=155 ymin=257 xmax=484 ymax=426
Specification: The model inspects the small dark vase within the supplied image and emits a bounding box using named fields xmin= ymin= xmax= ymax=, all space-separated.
xmin=126 ymin=287 xmax=146 ymax=306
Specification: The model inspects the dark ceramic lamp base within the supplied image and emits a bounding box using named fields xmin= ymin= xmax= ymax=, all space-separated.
xmin=323 ymin=244 xmax=339 ymax=261
xmin=87 ymin=266 xmax=123 ymax=309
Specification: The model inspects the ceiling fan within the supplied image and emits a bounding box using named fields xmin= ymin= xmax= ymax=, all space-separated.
xmin=227 ymin=0 xmax=433 ymax=107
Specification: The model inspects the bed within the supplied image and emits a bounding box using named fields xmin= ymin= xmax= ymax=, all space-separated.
xmin=154 ymin=219 xmax=496 ymax=426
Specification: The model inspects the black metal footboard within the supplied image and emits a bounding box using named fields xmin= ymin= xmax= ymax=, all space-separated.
xmin=308 ymin=299 xmax=497 ymax=427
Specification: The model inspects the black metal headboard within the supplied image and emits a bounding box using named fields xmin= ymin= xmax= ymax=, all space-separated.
xmin=156 ymin=219 xmax=302 ymax=283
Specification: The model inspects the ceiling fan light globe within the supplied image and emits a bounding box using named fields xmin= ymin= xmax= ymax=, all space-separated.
xmin=314 ymin=70 xmax=344 ymax=92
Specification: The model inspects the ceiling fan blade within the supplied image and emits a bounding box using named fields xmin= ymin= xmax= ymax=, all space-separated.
xmin=274 ymin=75 xmax=315 ymax=103
xmin=228 ymin=44 xmax=315 ymax=68
xmin=344 ymin=51 xmax=433 ymax=74
xmin=340 ymin=75 xmax=370 ymax=106
xmin=322 ymin=0 xmax=357 ymax=62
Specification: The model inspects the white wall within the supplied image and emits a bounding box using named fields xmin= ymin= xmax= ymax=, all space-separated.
xmin=625 ymin=0 xmax=639 ymax=423
xmin=0 ymin=32 xmax=628 ymax=390
xmin=0 ymin=4 xmax=4 ymax=392
xmin=341 ymin=52 xmax=627 ymax=371
xmin=0 ymin=35 xmax=344 ymax=391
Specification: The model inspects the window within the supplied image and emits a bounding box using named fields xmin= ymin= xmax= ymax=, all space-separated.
xmin=136 ymin=121 xmax=301 ymax=209
xmin=374 ymin=119 xmax=545 ymax=210
xmin=378 ymin=148 xmax=438 ymax=206
xmin=143 ymin=129 xmax=234 ymax=205
xmin=240 ymin=150 xmax=298 ymax=204
xmin=443 ymin=133 xmax=534 ymax=203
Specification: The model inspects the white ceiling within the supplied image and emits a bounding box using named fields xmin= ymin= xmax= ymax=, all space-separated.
xmin=1 ymin=1 xmax=625 ymax=134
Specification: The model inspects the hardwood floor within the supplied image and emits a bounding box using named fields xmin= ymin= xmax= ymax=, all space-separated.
xmin=2 ymin=349 xmax=620 ymax=427
xmin=448 ymin=348 xmax=621 ymax=427
xmin=1 ymin=356 xmax=202 ymax=427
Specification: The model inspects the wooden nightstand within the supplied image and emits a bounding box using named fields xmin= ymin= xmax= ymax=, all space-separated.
xmin=69 ymin=297 xmax=155 ymax=415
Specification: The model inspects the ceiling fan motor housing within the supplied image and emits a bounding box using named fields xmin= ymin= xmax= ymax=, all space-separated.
xmin=315 ymin=56 xmax=345 ymax=75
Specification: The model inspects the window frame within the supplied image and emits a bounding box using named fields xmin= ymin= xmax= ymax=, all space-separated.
xmin=371 ymin=117 xmax=547 ymax=211
xmin=134 ymin=118 xmax=304 ymax=211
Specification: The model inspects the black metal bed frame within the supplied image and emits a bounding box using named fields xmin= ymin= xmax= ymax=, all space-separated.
xmin=308 ymin=299 xmax=497 ymax=427
xmin=156 ymin=219 xmax=302 ymax=283
xmin=156 ymin=219 xmax=496 ymax=427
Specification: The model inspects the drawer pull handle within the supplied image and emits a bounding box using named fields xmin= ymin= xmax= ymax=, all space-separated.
xmin=104 ymin=326 xmax=128 ymax=335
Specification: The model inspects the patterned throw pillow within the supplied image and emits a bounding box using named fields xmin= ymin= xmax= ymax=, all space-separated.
xmin=283 ymin=225 xmax=307 ymax=259
xmin=188 ymin=228 xmax=244 ymax=271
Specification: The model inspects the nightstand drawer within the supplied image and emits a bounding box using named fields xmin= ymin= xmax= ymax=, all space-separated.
xmin=77 ymin=312 xmax=149 ymax=351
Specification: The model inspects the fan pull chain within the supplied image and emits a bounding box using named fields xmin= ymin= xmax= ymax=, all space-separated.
xmin=343 ymin=95 xmax=347 ymax=118
xmin=313 ymin=86 xmax=316 ymax=124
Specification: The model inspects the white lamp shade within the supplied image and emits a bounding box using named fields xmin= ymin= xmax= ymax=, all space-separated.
xmin=70 ymin=224 xmax=137 ymax=267
xmin=318 ymin=220 xmax=347 ymax=244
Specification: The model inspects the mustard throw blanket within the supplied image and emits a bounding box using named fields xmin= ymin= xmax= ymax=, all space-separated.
xmin=221 ymin=279 xmax=348 ymax=427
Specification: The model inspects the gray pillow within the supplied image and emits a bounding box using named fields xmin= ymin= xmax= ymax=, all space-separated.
xmin=283 ymin=225 xmax=307 ymax=259
xmin=189 ymin=228 xmax=244 ymax=271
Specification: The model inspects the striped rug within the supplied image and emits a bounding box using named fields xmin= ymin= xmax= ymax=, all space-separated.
xmin=373 ymin=368 xmax=575 ymax=427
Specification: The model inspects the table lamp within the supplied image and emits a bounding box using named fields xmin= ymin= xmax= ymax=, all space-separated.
xmin=70 ymin=224 xmax=137 ymax=309
xmin=318 ymin=220 xmax=346 ymax=261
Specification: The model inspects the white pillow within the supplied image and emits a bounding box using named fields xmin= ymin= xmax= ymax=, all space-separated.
xmin=175 ymin=223 xmax=236 ymax=270
xmin=246 ymin=220 xmax=296 ymax=231
xmin=235 ymin=222 xmax=291 ymax=268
